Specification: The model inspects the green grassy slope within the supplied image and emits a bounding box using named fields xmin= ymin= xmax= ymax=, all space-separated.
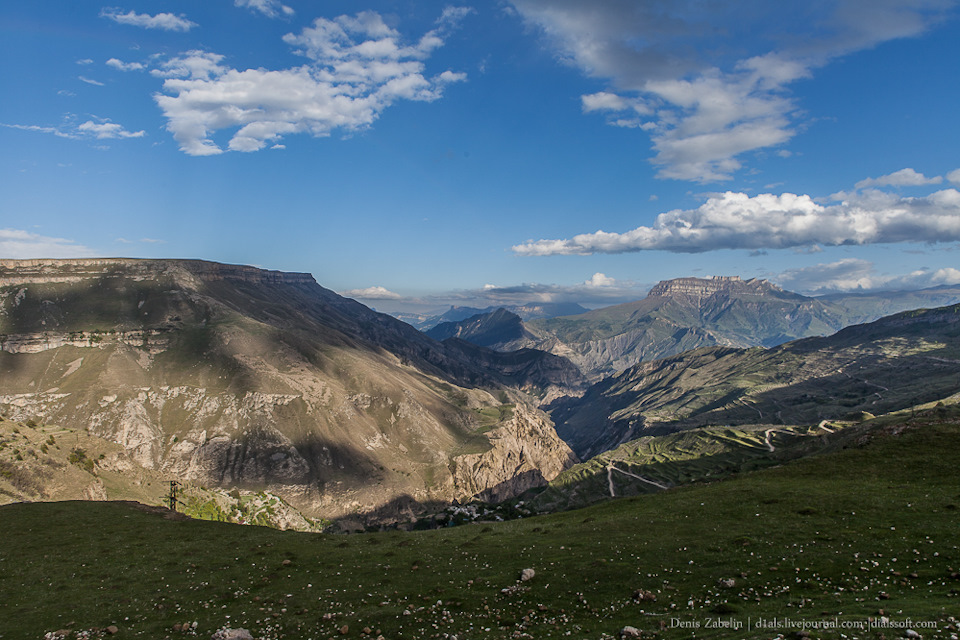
xmin=526 ymin=421 xmax=853 ymax=513
xmin=2 ymin=410 xmax=958 ymax=640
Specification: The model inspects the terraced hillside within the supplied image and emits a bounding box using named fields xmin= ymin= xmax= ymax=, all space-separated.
xmin=553 ymin=303 xmax=960 ymax=459
xmin=526 ymin=421 xmax=853 ymax=513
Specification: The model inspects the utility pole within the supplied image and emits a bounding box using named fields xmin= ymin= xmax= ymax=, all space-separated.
xmin=167 ymin=480 xmax=181 ymax=512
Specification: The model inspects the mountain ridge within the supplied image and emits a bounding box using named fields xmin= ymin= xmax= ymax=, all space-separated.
xmin=0 ymin=258 xmax=578 ymax=526
xmin=432 ymin=275 xmax=960 ymax=381
xmin=551 ymin=301 xmax=960 ymax=458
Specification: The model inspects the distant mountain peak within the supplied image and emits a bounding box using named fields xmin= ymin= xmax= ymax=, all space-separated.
xmin=647 ymin=275 xmax=783 ymax=298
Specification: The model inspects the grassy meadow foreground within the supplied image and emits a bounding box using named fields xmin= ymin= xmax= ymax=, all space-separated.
xmin=2 ymin=409 xmax=959 ymax=639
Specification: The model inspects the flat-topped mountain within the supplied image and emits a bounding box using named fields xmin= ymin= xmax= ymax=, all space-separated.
xmin=645 ymin=275 xmax=781 ymax=297
xmin=483 ymin=276 xmax=844 ymax=379
xmin=433 ymin=276 xmax=960 ymax=381
xmin=0 ymin=258 xmax=577 ymax=526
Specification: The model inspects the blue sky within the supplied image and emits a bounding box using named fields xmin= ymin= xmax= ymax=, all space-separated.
xmin=2 ymin=0 xmax=960 ymax=313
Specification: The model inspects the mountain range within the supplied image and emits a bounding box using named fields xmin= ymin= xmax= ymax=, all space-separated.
xmin=429 ymin=275 xmax=960 ymax=380
xmin=551 ymin=302 xmax=960 ymax=458
xmin=0 ymin=258 xmax=578 ymax=527
xmin=4 ymin=259 xmax=960 ymax=531
xmin=391 ymin=302 xmax=590 ymax=331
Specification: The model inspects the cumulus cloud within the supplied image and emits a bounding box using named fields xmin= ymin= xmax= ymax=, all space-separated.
xmin=948 ymin=169 xmax=960 ymax=184
xmin=235 ymin=0 xmax=294 ymax=18
xmin=106 ymin=58 xmax=145 ymax=72
xmin=77 ymin=120 xmax=146 ymax=139
xmin=100 ymin=9 xmax=197 ymax=32
xmin=775 ymin=258 xmax=960 ymax=293
xmin=153 ymin=9 xmax=470 ymax=155
xmin=341 ymin=285 xmax=402 ymax=300
xmin=585 ymin=272 xmax=616 ymax=287
xmin=510 ymin=0 xmax=952 ymax=182
xmin=0 ymin=229 xmax=98 ymax=259
xmin=513 ymin=187 xmax=960 ymax=255
xmin=855 ymin=168 xmax=943 ymax=189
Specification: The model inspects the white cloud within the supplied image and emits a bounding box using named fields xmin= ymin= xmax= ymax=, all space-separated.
xmin=76 ymin=59 xmax=94 ymax=65
xmin=510 ymin=0 xmax=953 ymax=183
xmin=1 ymin=123 xmax=74 ymax=139
xmin=153 ymin=9 xmax=470 ymax=155
xmin=948 ymin=168 xmax=960 ymax=184
xmin=234 ymin=0 xmax=294 ymax=18
xmin=447 ymin=278 xmax=648 ymax=306
xmin=79 ymin=76 xmax=105 ymax=86
xmin=2 ymin=118 xmax=144 ymax=142
xmin=107 ymin=58 xmax=145 ymax=72
xmin=513 ymin=187 xmax=960 ymax=256
xmin=341 ymin=285 xmax=402 ymax=300
xmin=855 ymin=168 xmax=942 ymax=189
xmin=585 ymin=272 xmax=616 ymax=287
xmin=100 ymin=9 xmax=197 ymax=32
xmin=775 ymin=258 xmax=960 ymax=293
xmin=0 ymin=229 xmax=98 ymax=259
xmin=77 ymin=120 xmax=146 ymax=139
xmin=151 ymin=51 xmax=226 ymax=81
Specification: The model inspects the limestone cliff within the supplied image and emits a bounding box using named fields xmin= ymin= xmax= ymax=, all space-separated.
xmin=0 ymin=258 xmax=576 ymax=524
xmin=452 ymin=404 xmax=578 ymax=503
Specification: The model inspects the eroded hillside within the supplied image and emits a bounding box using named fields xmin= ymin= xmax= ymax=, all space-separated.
xmin=0 ymin=258 xmax=577 ymax=525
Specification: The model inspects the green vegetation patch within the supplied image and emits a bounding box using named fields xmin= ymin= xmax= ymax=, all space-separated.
xmin=2 ymin=415 xmax=958 ymax=639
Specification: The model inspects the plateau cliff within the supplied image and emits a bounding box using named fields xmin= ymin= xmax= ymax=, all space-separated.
xmin=0 ymin=258 xmax=577 ymax=525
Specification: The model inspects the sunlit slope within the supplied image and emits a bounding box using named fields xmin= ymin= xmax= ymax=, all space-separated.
xmin=0 ymin=259 xmax=576 ymax=525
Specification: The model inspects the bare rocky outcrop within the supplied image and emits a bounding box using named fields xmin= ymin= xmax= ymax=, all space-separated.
xmin=0 ymin=258 xmax=315 ymax=287
xmin=0 ymin=258 xmax=576 ymax=524
xmin=452 ymin=404 xmax=578 ymax=502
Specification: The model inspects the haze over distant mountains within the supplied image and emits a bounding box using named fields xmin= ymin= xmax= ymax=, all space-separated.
xmin=424 ymin=275 xmax=960 ymax=380
xmin=393 ymin=302 xmax=590 ymax=331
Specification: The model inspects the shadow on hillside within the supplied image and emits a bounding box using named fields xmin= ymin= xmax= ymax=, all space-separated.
xmin=563 ymin=348 xmax=960 ymax=458
xmin=529 ymin=431 xmax=849 ymax=513
xmin=326 ymin=470 xmax=555 ymax=532
xmin=326 ymin=494 xmax=456 ymax=533
xmin=686 ymin=352 xmax=960 ymax=429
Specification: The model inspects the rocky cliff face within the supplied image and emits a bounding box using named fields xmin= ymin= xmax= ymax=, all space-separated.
xmin=647 ymin=276 xmax=785 ymax=298
xmin=0 ymin=259 xmax=576 ymax=524
xmin=452 ymin=403 xmax=578 ymax=503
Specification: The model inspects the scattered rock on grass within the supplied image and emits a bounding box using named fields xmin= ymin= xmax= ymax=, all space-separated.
xmin=211 ymin=628 xmax=254 ymax=640
xmin=632 ymin=589 xmax=656 ymax=602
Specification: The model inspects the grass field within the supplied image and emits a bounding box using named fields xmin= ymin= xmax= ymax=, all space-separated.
xmin=2 ymin=411 xmax=959 ymax=640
